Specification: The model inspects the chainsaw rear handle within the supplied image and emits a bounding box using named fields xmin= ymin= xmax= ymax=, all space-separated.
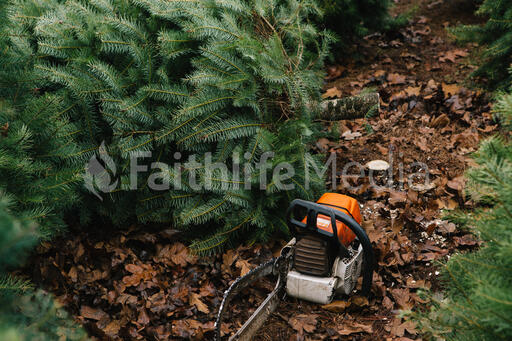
xmin=286 ymin=199 xmax=375 ymax=296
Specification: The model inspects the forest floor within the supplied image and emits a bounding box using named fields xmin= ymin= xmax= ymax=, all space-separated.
xmin=25 ymin=0 xmax=498 ymax=340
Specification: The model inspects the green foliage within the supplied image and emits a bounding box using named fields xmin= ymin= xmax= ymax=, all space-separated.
xmin=0 ymin=196 xmax=86 ymax=340
xmin=5 ymin=0 xmax=331 ymax=254
xmin=451 ymin=0 xmax=512 ymax=89
xmin=318 ymin=0 xmax=407 ymax=42
xmin=412 ymin=88 xmax=512 ymax=339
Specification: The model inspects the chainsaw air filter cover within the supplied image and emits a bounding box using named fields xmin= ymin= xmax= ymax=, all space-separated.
xmin=315 ymin=193 xmax=362 ymax=247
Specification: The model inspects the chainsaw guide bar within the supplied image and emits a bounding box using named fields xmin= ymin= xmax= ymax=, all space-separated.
xmin=214 ymin=251 xmax=292 ymax=341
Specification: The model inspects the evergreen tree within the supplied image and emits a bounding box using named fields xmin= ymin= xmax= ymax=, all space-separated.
xmin=7 ymin=0 xmax=332 ymax=253
xmin=452 ymin=0 xmax=512 ymax=89
xmin=0 ymin=197 xmax=86 ymax=341
xmin=0 ymin=1 xmax=88 ymax=337
xmin=412 ymin=81 xmax=512 ymax=339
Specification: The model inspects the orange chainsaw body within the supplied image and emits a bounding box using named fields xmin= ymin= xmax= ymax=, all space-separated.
xmin=301 ymin=193 xmax=361 ymax=246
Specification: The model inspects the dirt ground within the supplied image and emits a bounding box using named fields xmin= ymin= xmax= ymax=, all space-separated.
xmin=25 ymin=0 xmax=498 ymax=340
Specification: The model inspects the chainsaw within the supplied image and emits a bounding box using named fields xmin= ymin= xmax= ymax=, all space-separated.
xmin=215 ymin=193 xmax=375 ymax=340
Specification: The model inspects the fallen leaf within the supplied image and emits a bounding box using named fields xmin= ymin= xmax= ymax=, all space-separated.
xmin=322 ymin=300 xmax=350 ymax=312
xmin=316 ymin=137 xmax=330 ymax=152
xmin=430 ymin=113 xmax=450 ymax=128
xmin=391 ymin=288 xmax=414 ymax=310
xmin=438 ymin=221 xmax=456 ymax=235
xmin=80 ymin=306 xmax=108 ymax=321
xmin=125 ymin=263 xmax=142 ymax=274
xmin=405 ymin=86 xmax=421 ymax=97
xmin=389 ymin=191 xmax=407 ymax=206
xmin=442 ymin=83 xmax=460 ymax=98
xmin=454 ymin=234 xmax=479 ymax=246
xmin=189 ymin=293 xmax=210 ymax=314
xmin=68 ymin=267 xmax=78 ymax=282
xmin=222 ymin=249 xmax=236 ymax=273
xmin=350 ymin=295 xmax=369 ymax=307
xmin=435 ymin=198 xmax=458 ymax=210
xmin=169 ymin=243 xmax=190 ymax=267
xmin=172 ymin=319 xmax=204 ymax=338
xmin=387 ymin=73 xmax=406 ymax=85
xmin=447 ymin=176 xmax=465 ymax=192
xmin=406 ymin=277 xmax=430 ymax=289
xmin=322 ymin=87 xmax=342 ymax=99
xmin=235 ymin=259 xmax=252 ymax=276
xmin=137 ymin=308 xmax=150 ymax=325
xmin=0 ymin=122 xmax=9 ymax=137
xmin=439 ymin=49 xmax=468 ymax=63
xmin=326 ymin=65 xmax=345 ymax=80
xmin=390 ymin=318 xmax=417 ymax=337
xmin=288 ymin=314 xmax=318 ymax=334
xmin=342 ymin=130 xmax=362 ymax=140
xmin=337 ymin=320 xmax=373 ymax=335
xmin=103 ymin=320 xmax=121 ymax=337
xmin=382 ymin=296 xmax=394 ymax=310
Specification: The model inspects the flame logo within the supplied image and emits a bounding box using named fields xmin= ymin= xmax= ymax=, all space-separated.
xmin=83 ymin=141 xmax=118 ymax=200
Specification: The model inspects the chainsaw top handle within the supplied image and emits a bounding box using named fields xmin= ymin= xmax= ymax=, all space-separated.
xmin=286 ymin=199 xmax=375 ymax=297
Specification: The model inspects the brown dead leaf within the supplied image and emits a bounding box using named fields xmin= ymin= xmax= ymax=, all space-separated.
xmin=406 ymin=277 xmax=431 ymax=289
xmin=442 ymin=83 xmax=461 ymax=98
xmin=337 ymin=320 xmax=373 ymax=335
xmin=68 ymin=267 xmax=78 ymax=282
xmin=430 ymin=113 xmax=450 ymax=128
xmin=405 ymin=86 xmax=421 ymax=97
xmin=103 ymin=320 xmax=121 ymax=337
xmin=322 ymin=300 xmax=350 ymax=312
xmin=447 ymin=176 xmax=465 ymax=192
xmin=391 ymin=288 xmax=414 ymax=310
xmin=322 ymin=87 xmax=342 ymax=99
xmin=350 ymin=295 xmax=369 ymax=307
xmin=326 ymin=65 xmax=345 ymax=80
xmin=387 ymin=73 xmax=406 ymax=85
xmin=382 ymin=296 xmax=394 ymax=310
xmin=414 ymin=26 xmax=431 ymax=36
xmin=169 ymin=242 xmax=191 ymax=267
xmin=435 ymin=198 xmax=458 ymax=210
xmin=222 ymin=249 xmax=236 ymax=273
xmin=172 ymin=319 xmax=204 ymax=338
xmin=125 ymin=263 xmax=142 ymax=274
xmin=374 ymin=70 xmax=386 ymax=77
xmin=0 ymin=122 xmax=9 ymax=137
xmin=342 ymin=130 xmax=362 ymax=140
xmin=235 ymin=259 xmax=252 ymax=276
xmin=80 ymin=306 xmax=107 ymax=321
xmin=454 ymin=234 xmax=479 ymax=246
xmin=439 ymin=49 xmax=468 ymax=63
xmin=137 ymin=308 xmax=150 ymax=326
xmin=199 ymin=281 xmax=216 ymax=297
xmin=438 ymin=221 xmax=457 ymax=235
xmin=389 ymin=191 xmax=407 ymax=206
xmin=316 ymin=137 xmax=330 ymax=152
xmin=288 ymin=314 xmax=318 ymax=334
xmin=389 ymin=318 xmax=417 ymax=337
xmin=189 ymin=293 xmax=210 ymax=314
